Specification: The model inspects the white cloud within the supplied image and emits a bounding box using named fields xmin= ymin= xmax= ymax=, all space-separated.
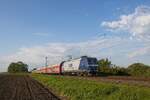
xmin=101 ymin=5 xmax=150 ymax=60
xmin=0 ymin=35 xmax=150 ymax=72
xmin=128 ymin=45 xmax=150 ymax=58
xmin=101 ymin=5 xmax=150 ymax=40
xmin=0 ymin=36 xmax=124 ymax=71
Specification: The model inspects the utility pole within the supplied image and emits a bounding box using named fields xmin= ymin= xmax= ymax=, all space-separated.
xmin=45 ymin=56 xmax=48 ymax=73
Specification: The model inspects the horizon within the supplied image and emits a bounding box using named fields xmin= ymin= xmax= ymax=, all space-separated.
xmin=0 ymin=0 xmax=150 ymax=72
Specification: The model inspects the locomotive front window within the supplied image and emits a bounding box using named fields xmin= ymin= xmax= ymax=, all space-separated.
xmin=87 ymin=58 xmax=97 ymax=64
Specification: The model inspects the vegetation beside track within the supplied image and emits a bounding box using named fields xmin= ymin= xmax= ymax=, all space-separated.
xmin=32 ymin=74 xmax=150 ymax=100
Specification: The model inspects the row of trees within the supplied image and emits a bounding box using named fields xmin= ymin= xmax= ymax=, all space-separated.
xmin=97 ymin=58 xmax=150 ymax=77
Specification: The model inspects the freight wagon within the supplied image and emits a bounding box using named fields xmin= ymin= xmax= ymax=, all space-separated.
xmin=33 ymin=56 xmax=98 ymax=76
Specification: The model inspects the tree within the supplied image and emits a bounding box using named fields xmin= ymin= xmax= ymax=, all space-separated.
xmin=97 ymin=58 xmax=112 ymax=74
xmin=127 ymin=63 xmax=150 ymax=77
xmin=98 ymin=58 xmax=111 ymax=67
xmin=8 ymin=61 xmax=28 ymax=73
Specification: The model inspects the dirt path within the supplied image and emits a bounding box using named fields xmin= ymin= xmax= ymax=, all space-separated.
xmin=0 ymin=74 xmax=60 ymax=100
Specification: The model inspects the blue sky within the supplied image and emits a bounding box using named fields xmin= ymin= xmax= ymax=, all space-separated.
xmin=0 ymin=0 xmax=150 ymax=71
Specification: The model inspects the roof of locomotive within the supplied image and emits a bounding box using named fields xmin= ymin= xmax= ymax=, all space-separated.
xmin=65 ymin=56 xmax=97 ymax=62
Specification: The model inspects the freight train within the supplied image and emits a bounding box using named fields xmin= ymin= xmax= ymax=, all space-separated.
xmin=32 ymin=56 xmax=98 ymax=76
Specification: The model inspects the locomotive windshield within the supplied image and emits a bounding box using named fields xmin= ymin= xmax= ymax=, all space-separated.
xmin=87 ymin=58 xmax=97 ymax=65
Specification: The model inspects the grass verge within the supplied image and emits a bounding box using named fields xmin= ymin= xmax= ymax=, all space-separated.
xmin=31 ymin=74 xmax=150 ymax=100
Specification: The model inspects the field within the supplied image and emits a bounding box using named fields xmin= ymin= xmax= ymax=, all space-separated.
xmin=32 ymin=74 xmax=150 ymax=100
xmin=0 ymin=74 xmax=60 ymax=100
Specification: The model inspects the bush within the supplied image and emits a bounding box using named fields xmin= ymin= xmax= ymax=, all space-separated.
xmin=8 ymin=61 xmax=28 ymax=73
xmin=97 ymin=58 xmax=128 ymax=76
xmin=111 ymin=67 xmax=128 ymax=76
xmin=127 ymin=63 xmax=150 ymax=77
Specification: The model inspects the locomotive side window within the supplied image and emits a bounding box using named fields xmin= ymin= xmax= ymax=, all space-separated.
xmin=69 ymin=63 xmax=73 ymax=67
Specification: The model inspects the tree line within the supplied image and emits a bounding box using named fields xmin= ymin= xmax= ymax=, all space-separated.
xmin=97 ymin=58 xmax=150 ymax=77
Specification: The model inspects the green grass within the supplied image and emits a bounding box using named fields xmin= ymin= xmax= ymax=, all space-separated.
xmin=32 ymin=74 xmax=150 ymax=100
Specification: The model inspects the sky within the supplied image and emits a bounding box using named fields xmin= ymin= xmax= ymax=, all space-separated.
xmin=0 ymin=0 xmax=150 ymax=72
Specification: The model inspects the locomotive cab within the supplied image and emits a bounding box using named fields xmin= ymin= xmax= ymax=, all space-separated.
xmin=87 ymin=57 xmax=98 ymax=74
xmin=80 ymin=56 xmax=98 ymax=74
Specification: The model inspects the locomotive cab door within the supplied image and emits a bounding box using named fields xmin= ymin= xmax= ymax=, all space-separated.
xmin=59 ymin=61 xmax=65 ymax=74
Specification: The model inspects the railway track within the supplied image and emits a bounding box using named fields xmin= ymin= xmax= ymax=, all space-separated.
xmin=0 ymin=74 xmax=60 ymax=100
xmin=63 ymin=75 xmax=150 ymax=87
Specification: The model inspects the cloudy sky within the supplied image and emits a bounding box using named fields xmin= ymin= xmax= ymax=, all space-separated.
xmin=0 ymin=0 xmax=150 ymax=72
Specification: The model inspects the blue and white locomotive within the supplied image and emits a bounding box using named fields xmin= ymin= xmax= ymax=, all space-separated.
xmin=61 ymin=56 xmax=98 ymax=75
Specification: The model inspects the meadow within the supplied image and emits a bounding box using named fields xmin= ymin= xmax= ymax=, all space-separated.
xmin=32 ymin=74 xmax=150 ymax=100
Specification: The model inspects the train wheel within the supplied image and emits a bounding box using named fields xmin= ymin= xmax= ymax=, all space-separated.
xmin=77 ymin=72 xmax=83 ymax=76
xmin=83 ymin=72 xmax=88 ymax=77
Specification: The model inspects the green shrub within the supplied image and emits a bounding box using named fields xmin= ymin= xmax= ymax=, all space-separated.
xmin=8 ymin=61 xmax=28 ymax=73
xmin=97 ymin=58 xmax=128 ymax=76
xmin=127 ymin=63 xmax=150 ymax=77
